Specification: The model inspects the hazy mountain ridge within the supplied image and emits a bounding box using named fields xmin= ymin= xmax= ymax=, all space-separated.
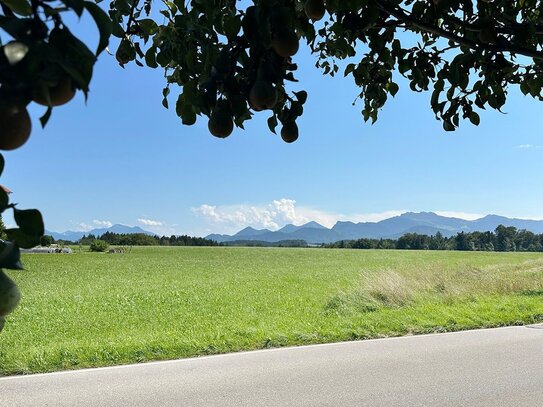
xmin=206 ymin=213 xmax=543 ymax=244
xmin=46 ymin=224 xmax=155 ymax=241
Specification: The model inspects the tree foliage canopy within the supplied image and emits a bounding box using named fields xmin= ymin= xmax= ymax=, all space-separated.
xmin=2 ymin=0 xmax=543 ymax=142
xmin=109 ymin=0 xmax=543 ymax=136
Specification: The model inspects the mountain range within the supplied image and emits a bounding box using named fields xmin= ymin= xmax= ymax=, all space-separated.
xmin=206 ymin=212 xmax=543 ymax=244
xmin=46 ymin=224 xmax=154 ymax=242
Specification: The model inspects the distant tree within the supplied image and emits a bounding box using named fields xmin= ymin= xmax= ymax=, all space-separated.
xmin=515 ymin=229 xmax=537 ymax=252
xmin=429 ymin=231 xmax=446 ymax=250
xmin=454 ymin=232 xmax=470 ymax=251
xmin=495 ymin=225 xmax=517 ymax=252
xmin=79 ymin=234 xmax=98 ymax=245
xmin=130 ymin=234 xmax=159 ymax=246
xmin=39 ymin=235 xmax=54 ymax=247
xmin=324 ymin=226 xmax=543 ymax=253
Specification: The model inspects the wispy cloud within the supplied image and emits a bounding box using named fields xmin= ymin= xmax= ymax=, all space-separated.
xmin=93 ymin=219 xmax=113 ymax=228
xmin=137 ymin=218 xmax=177 ymax=236
xmin=73 ymin=219 xmax=112 ymax=231
xmin=75 ymin=222 xmax=93 ymax=232
xmin=434 ymin=211 xmax=484 ymax=221
xmin=68 ymin=218 xmax=176 ymax=236
xmin=138 ymin=218 xmax=163 ymax=226
xmin=516 ymin=144 xmax=542 ymax=149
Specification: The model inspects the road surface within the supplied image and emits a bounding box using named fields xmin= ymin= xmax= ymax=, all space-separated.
xmin=2 ymin=325 xmax=543 ymax=406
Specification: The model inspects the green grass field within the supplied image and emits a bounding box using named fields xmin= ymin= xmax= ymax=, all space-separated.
xmin=1 ymin=247 xmax=543 ymax=375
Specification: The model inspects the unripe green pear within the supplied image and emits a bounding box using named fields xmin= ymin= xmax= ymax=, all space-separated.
xmin=304 ymin=0 xmax=326 ymax=21
xmin=281 ymin=121 xmax=299 ymax=143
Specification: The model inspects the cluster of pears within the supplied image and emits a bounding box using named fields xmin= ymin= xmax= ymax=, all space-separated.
xmin=0 ymin=270 xmax=20 ymax=333
xmin=207 ymin=0 xmax=327 ymax=143
xmin=207 ymin=77 xmax=299 ymax=143
xmin=0 ymin=76 xmax=76 ymax=151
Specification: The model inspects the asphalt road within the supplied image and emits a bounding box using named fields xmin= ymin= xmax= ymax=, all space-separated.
xmin=2 ymin=325 xmax=543 ymax=406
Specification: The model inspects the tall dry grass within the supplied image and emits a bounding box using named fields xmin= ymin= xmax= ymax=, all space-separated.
xmin=327 ymin=258 xmax=543 ymax=313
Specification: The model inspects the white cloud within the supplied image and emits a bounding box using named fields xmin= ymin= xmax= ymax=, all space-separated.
xmin=194 ymin=203 xmax=280 ymax=231
xmin=272 ymin=199 xmax=304 ymax=225
xmin=93 ymin=219 xmax=113 ymax=228
xmin=434 ymin=211 xmax=484 ymax=221
xmin=70 ymin=220 xmax=112 ymax=232
xmin=516 ymin=144 xmax=542 ymax=149
xmin=136 ymin=218 xmax=177 ymax=236
xmin=192 ymin=199 xmax=410 ymax=234
xmin=76 ymin=222 xmax=93 ymax=232
xmin=138 ymin=218 xmax=163 ymax=226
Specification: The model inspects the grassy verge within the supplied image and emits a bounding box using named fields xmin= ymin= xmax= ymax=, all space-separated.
xmin=1 ymin=247 xmax=542 ymax=375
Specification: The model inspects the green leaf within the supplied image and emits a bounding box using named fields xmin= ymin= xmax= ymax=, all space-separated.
xmin=387 ymin=82 xmax=399 ymax=97
xmin=469 ymin=111 xmax=480 ymax=126
xmin=2 ymin=0 xmax=32 ymax=16
xmin=145 ymin=47 xmax=158 ymax=68
xmin=162 ymin=87 xmax=170 ymax=109
xmin=344 ymin=63 xmax=356 ymax=77
xmin=0 ymin=241 xmax=23 ymax=270
xmin=84 ymin=1 xmax=112 ymax=55
xmin=61 ymin=0 xmax=84 ymax=16
xmin=138 ymin=19 xmax=158 ymax=35
xmin=284 ymin=72 xmax=298 ymax=82
xmin=5 ymin=229 xmax=40 ymax=249
xmin=48 ymin=27 xmax=96 ymax=92
xmin=0 ymin=16 xmax=28 ymax=39
xmin=13 ymin=209 xmax=44 ymax=236
xmin=488 ymin=95 xmax=499 ymax=109
xmin=443 ymin=120 xmax=455 ymax=132
xmin=267 ymin=115 xmax=278 ymax=134
xmin=0 ymin=189 xmax=8 ymax=211
xmin=223 ymin=14 xmax=241 ymax=39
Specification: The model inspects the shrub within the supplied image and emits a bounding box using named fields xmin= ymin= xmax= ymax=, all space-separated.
xmin=89 ymin=240 xmax=109 ymax=252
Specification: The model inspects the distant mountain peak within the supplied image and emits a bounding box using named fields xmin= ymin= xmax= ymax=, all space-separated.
xmin=205 ymin=211 xmax=543 ymax=244
xmin=400 ymin=211 xmax=438 ymax=218
xmin=234 ymin=226 xmax=270 ymax=237
xmin=480 ymin=214 xmax=507 ymax=219
xmin=301 ymin=221 xmax=327 ymax=229
xmin=278 ymin=221 xmax=328 ymax=234
xmin=240 ymin=226 xmax=258 ymax=232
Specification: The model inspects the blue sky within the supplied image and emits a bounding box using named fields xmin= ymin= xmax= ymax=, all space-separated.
xmin=3 ymin=14 xmax=543 ymax=236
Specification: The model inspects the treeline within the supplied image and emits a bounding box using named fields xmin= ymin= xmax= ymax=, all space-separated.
xmin=325 ymin=225 xmax=543 ymax=252
xmin=223 ymin=239 xmax=308 ymax=247
xmin=77 ymin=232 xmax=219 ymax=246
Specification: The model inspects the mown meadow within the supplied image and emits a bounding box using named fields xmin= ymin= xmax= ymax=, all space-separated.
xmin=1 ymin=247 xmax=543 ymax=375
